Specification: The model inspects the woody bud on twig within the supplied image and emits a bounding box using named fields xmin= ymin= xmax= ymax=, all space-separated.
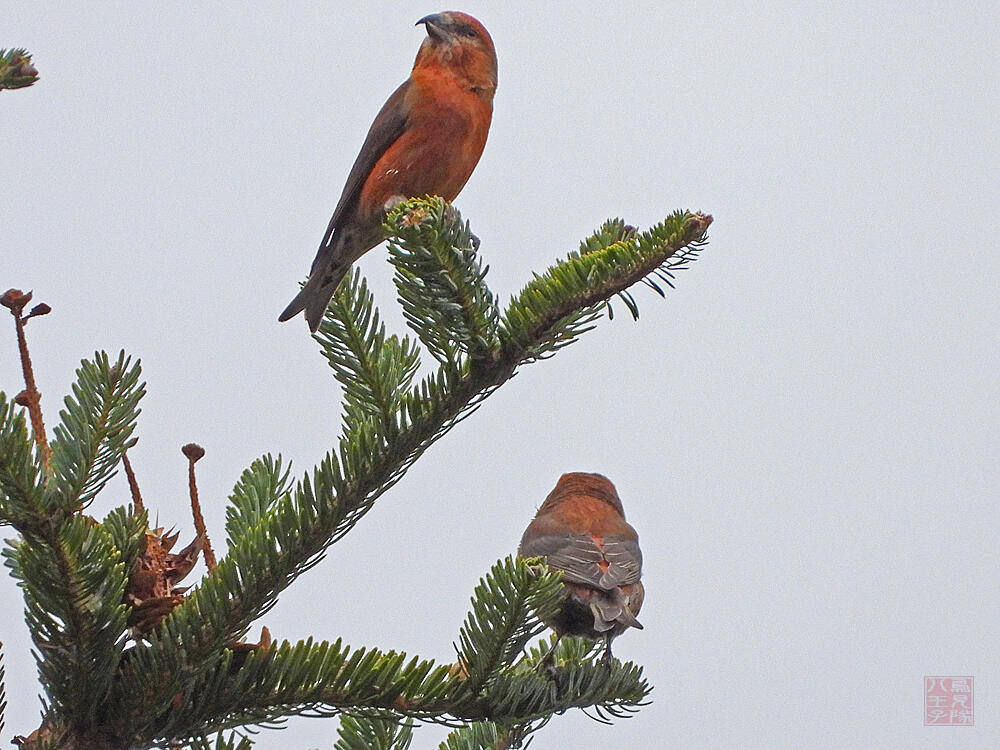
xmin=183 ymin=443 xmax=216 ymax=570
xmin=3 ymin=288 xmax=52 ymax=477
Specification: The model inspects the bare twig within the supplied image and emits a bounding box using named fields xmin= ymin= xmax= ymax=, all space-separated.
xmin=121 ymin=450 xmax=145 ymax=512
xmin=182 ymin=443 xmax=216 ymax=570
xmin=0 ymin=640 xmax=6 ymax=736
xmin=2 ymin=289 xmax=52 ymax=478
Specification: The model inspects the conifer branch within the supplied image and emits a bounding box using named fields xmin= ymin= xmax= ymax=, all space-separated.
xmin=2 ymin=200 xmax=706 ymax=747
xmin=188 ymin=733 xmax=254 ymax=750
xmin=101 ymin=505 xmax=150 ymax=579
xmin=48 ymin=352 xmax=145 ymax=513
xmin=224 ymin=455 xmax=292 ymax=546
xmin=0 ymin=390 xmax=45 ymax=529
xmin=335 ymin=715 xmax=414 ymax=750
xmin=316 ymin=270 xmax=422 ymax=434
xmin=102 ymin=201 xmax=705 ymax=742
xmin=5 ymin=516 xmax=132 ymax=726
xmin=114 ymin=559 xmax=645 ymax=745
xmin=451 ymin=557 xmax=563 ymax=699
xmin=0 ymin=340 xmax=144 ymax=742
xmin=439 ymin=721 xmax=526 ymax=750
xmin=501 ymin=211 xmax=711 ymax=359
xmin=388 ymin=202 xmax=500 ymax=363
xmin=129 ymin=638 xmax=450 ymax=742
xmin=0 ymin=48 xmax=38 ymax=90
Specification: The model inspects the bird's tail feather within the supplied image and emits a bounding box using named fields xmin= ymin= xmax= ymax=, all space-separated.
xmin=592 ymin=590 xmax=643 ymax=632
xmin=278 ymin=263 xmax=350 ymax=333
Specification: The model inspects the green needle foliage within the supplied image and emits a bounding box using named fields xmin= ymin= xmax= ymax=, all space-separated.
xmin=49 ymin=352 xmax=144 ymax=513
xmin=335 ymin=716 xmax=414 ymax=750
xmin=452 ymin=558 xmax=564 ymax=697
xmin=317 ymin=270 xmax=422 ymax=433
xmin=189 ymin=733 xmax=254 ymax=750
xmin=0 ymin=48 xmax=38 ymax=90
xmin=5 ymin=514 xmax=132 ymax=724
xmin=439 ymin=722 xmax=507 ymax=750
xmin=0 ymin=197 xmax=711 ymax=749
xmin=388 ymin=205 xmax=500 ymax=363
xmin=0 ymin=390 xmax=43 ymax=528
xmin=224 ymin=455 xmax=293 ymax=546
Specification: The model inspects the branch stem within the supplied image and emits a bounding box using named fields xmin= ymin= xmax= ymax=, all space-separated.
xmin=183 ymin=444 xmax=216 ymax=570
xmin=2 ymin=289 xmax=52 ymax=479
xmin=121 ymin=452 xmax=144 ymax=512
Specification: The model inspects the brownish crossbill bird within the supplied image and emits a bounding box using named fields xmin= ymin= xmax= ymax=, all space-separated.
xmin=518 ymin=472 xmax=645 ymax=664
xmin=279 ymin=11 xmax=498 ymax=332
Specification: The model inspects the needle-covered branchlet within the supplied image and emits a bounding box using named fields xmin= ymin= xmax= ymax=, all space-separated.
xmin=2 ymin=195 xmax=709 ymax=744
xmin=0 ymin=48 xmax=39 ymax=91
xmin=2 ymin=289 xmax=52 ymax=478
xmin=182 ymin=442 xmax=216 ymax=570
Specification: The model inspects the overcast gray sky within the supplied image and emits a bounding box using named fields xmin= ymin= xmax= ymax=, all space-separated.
xmin=3 ymin=2 xmax=998 ymax=748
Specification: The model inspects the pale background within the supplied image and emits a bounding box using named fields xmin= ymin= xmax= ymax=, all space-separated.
xmin=2 ymin=2 xmax=998 ymax=748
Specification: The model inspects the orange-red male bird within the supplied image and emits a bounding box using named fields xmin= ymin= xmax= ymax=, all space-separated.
xmin=279 ymin=11 xmax=498 ymax=331
xmin=518 ymin=472 xmax=645 ymax=663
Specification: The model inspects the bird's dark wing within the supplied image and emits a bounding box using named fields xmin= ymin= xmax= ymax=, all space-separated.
xmin=311 ymin=79 xmax=411 ymax=274
xmin=598 ymin=535 xmax=643 ymax=588
xmin=520 ymin=532 xmax=603 ymax=586
xmin=519 ymin=532 xmax=642 ymax=591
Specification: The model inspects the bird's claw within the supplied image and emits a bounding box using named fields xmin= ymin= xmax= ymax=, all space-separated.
xmin=537 ymin=651 xmax=558 ymax=680
xmin=600 ymin=637 xmax=614 ymax=666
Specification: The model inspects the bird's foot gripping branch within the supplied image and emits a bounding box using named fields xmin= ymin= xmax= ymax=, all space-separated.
xmin=0 ymin=199 xmax=710 ymax=749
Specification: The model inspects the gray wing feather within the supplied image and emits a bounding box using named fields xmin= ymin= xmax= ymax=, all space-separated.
xmin=597 ymin=536 xmax=643 ymax=588
xmin=311 ymin=79 xmax=411 ymax=274
xmin=519 ymin=533 xmax=641 ymax=591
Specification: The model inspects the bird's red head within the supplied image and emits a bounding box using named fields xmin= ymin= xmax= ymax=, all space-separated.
xmin=538 ymin=472 xmax=626 ymax=517
xmin=414 ymin=11 xmax=497 ymax=95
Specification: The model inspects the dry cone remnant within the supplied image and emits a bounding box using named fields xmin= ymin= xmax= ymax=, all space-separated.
xmin=125 ymin=522 xmax=206 ymax=635
xmin=121 ymin=446 xmax=206 ymax=635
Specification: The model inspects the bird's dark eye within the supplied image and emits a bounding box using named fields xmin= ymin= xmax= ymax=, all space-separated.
xmin=459 ymin=25 xmax=477 ymax=37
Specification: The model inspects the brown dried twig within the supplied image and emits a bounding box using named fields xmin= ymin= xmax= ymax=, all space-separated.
xmin=2 ymin=289 xmax=52 ymax=478
xmin=121 ymin=449 xmax=145 ymax=512
xmin=182 ymin=443 xmax=216 ymax=570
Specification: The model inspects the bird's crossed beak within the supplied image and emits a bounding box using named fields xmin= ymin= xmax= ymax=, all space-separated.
xmin=417 ymin=13 xmax=450 ymax=43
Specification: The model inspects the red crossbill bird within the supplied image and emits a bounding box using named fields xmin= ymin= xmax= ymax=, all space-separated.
xmin=518 ymin=472 xmax=645 ymax=664
xmin=279 ymin=11 xmax=498 ymax=332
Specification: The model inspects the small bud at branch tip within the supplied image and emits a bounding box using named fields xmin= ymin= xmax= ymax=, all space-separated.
xmin=182 ymin=443 xmax=205 ymax=462
xmin=1 ymin=288 xmax=31 ymax=314
xmin=22 ymin=303 xmax=52 ymax=324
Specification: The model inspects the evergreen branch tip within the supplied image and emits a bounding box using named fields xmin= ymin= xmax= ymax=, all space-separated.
xmin=0 ymin=48 xmax=38 ymax=90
